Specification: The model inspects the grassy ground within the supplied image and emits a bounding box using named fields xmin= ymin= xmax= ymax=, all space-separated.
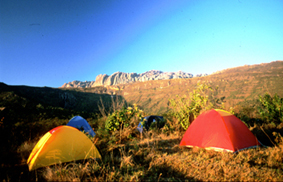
xmin=1 ymin=84 xmax=283 ymax=181
xmin=3 ymin=121 xmax=283 ymax=182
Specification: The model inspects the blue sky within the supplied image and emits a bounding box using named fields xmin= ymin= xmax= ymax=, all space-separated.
xmin=1 ymin=0 xmax=282 ymax=87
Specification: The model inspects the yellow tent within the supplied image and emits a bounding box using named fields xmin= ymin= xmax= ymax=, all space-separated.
xmin=27 ymin=125 xmax=101 ymax=171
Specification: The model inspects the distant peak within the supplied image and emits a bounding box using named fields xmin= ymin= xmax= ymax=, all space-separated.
xmin=61 ymin=70 xmax=194 ymax=88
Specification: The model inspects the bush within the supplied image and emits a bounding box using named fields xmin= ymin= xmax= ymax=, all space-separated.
xmin=105 ymin=104 xmax=144 ymax=132
xmin=258 ymin=93 xmax=283 ymax=124
xmin=169 ymin=83 xmax=225 ymax=130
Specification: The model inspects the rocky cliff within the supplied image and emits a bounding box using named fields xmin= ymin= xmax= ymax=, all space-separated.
xmin=61 ymin=70 xmax=205 ymax=88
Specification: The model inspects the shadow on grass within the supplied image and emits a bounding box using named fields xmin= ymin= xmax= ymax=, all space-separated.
xmin=0 ymin=148 xmax=46 ymax=182
xmin=0 ymin=164 xmax=45 ymax=182
xmin=235 ymin=113 xmax=283 ymax=147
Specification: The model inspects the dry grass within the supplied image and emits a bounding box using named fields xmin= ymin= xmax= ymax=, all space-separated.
xmin=17 ymin=128 xmax=283 ymax=181
xmin=17 ymin=138 xmax=40 ymax=164
xmin=7 ymin=97 xmax=283 ymax=181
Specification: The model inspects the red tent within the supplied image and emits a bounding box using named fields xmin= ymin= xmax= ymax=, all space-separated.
xmin=180 ymin=109 xmax=260 ymax=152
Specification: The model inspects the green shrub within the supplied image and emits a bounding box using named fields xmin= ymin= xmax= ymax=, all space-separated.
xmin=258 ymin=93 xmax=283 ymax=124
xmin=169 ymin=83 xmax=214 ymax=130
xmin=105 ymin=104 xmax=144 ymax=132
xmin=169 ymin=83 xmax=228 ymax=130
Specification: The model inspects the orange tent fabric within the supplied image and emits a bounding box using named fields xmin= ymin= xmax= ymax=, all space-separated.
xmin=180 ymin=109 xmax=260 ymax=152
xmin=27 ymin=126 xmax=101 ymax=171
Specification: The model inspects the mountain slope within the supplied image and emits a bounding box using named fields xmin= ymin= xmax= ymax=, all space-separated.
xmin=119 ymin=61 xmax=283 ymax=114
xmin=1 ymin=61 xmax=282 ymax=115
xmin=0 ymin=83 xmax=119 ymax=115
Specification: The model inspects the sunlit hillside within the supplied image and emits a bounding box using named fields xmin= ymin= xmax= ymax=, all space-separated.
xmin=2 ymin=61 xmax=282 ymax=115
xmin=119 ymin=61 xmax=283 ymax=114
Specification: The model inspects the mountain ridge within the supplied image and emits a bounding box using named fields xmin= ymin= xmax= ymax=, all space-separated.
xmin=61 ymin=70 xmax=207 ymax=88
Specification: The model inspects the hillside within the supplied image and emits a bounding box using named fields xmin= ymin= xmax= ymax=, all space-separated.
xmin=0 ymin=83 xmax=122 ymax=115
xmin=116 ymin=61 xmax=283 ymax=114
xmin=1 ymin=61 xmax=282 ymax=116
xmin=59 ymin=61 xmax=283 ymax=114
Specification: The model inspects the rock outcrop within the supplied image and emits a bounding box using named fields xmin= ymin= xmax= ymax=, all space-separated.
xmin=93 ymin=74 xmax=109 ymax=86
xmin=61 ymin=80 xmax=95 ymax=88
xmin=61 ymin=70 xmax=199 ymax=88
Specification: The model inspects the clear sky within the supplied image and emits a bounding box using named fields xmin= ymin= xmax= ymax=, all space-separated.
xmin=1 ymin=0 xmax=283 ymax=87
